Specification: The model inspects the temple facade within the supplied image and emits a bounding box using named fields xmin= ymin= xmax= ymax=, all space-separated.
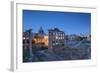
xmin=23 ymin=29 xmax=33 ymax=62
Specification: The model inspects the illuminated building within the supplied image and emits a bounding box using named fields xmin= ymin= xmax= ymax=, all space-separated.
xmin=33 ymin=27 xmax=48 ymax=47
xmin=33 ymin=35 xmax=48 ymax=47
xmin=48 ymin=28 xmax=66 ymax=52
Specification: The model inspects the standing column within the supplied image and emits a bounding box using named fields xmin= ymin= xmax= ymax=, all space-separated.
xmin=28 ymin=29 xmax=33 ymax=62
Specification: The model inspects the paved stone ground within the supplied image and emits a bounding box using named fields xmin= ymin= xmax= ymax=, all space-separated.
xmin=23 ymin=39 xmax=91 ymax=62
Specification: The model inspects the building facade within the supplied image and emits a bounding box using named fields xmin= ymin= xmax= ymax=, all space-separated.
xmin=33 ymin=27 xmax=48 ymax=47
xmin=48 ymin=28 xmax=66 ymax=53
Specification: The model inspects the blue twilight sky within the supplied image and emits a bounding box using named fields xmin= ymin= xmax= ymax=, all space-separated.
xmin=23 ymin=10 xmax=91 ymax=35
